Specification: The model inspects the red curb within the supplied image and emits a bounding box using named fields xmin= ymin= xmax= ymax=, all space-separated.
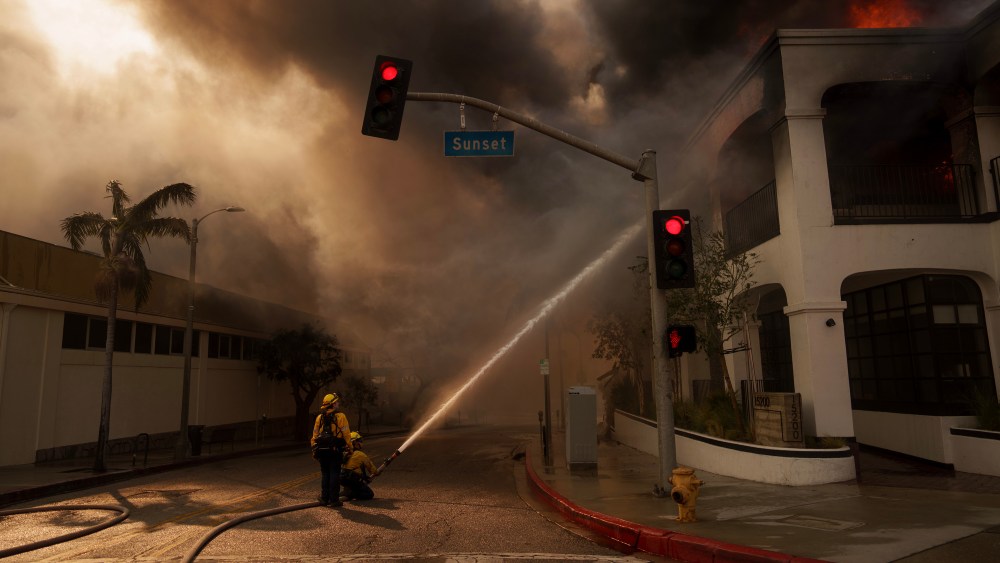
xmin=524 ymin=452 xmax=640 ymax=549
xmin=523 ymin=451 xmax=828 ymax=562
xmin=635 ymin=525 xmax=676 ymax=555
xmin=666 ymin=534 xmax=723 ymax=562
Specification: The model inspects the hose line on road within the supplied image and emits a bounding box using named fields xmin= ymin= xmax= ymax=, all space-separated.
xmin=0 ymin=504 xmax=130 ymax=558
xmin=181 ymin=500 xmax=322 ymax=563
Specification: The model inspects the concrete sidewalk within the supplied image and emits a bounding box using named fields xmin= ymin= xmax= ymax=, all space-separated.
xmin=524 ymin=430 xmax=1000 ymax=563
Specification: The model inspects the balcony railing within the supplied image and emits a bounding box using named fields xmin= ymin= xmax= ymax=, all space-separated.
xmin=724 ymin=180 xmax=779 ymax=257
xmin=722 ymin=164 xmax=983 ymax=256
xmin=829 ymin=164 xmax=978 ymax=222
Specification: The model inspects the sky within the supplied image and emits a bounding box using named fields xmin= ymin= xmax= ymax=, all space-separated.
xmin=0 ymin=0 xmax=993 ymax=408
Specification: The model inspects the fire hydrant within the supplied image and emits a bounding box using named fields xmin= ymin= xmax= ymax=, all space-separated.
xmin=668 ymin=466 xmax=705 ymax=522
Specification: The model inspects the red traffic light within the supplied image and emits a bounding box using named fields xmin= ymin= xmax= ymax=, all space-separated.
xmin=668 ymin=329 xmax=682 ymax=350
xmin=380 ymin=62 xmax=399 ymax=81
xmin=362 ymin=55 xmax=413 ymax=141
xmin=652 ymin=209 xmax=695 ymax=289
xmin=666 ymin=324 xmax=697 ymax=357
xmin=664 ymin=216 xmax=685 ymax=235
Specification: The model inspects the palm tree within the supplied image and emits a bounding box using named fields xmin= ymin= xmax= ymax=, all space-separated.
xmin=61 ymin=180 xmax=196 ymax=472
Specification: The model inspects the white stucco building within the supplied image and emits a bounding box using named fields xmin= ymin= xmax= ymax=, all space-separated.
xmin=675 ymin=2 xmax=1000 ymax=463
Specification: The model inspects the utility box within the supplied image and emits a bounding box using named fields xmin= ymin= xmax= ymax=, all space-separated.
xmin=566 ymin=386 xmax=597 ymax=469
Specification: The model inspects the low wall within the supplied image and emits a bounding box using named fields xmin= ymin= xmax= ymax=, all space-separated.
xmin=950 ymin=427 xmax=1000 ymax=477
xmin=854 ymin=409 xmax=975 ymax=463
xmin=613 ymin=409 xmax=855 ymax=486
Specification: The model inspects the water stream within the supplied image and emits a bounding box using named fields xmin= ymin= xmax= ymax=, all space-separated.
xmin=396 ymin=222 xmax=642 ymax=454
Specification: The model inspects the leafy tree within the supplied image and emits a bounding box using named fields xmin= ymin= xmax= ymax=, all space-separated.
xmin=257 ymin=323 xmax=343 ymax=441
xmin=663 ymin=218 xmax=761 ymax=432
xmin=61 ymin=180 xmax=196 ymax=472
xmin=601 ymin=218 xmax=760 ymax=439
xmin=588 ymin=259 xmax=653 ymax=420
xmin=341 ymin=374 xmax=379 ymax=430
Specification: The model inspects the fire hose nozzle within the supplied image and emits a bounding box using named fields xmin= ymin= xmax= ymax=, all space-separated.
xmin=373 ymin=449 xmax=402 ymax=478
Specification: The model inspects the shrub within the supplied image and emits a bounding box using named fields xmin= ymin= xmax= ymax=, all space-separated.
xmin=972 ymin=389 xmax=1000 ymax=431
xmin=673 ymin=393 xmax=749 ymax=441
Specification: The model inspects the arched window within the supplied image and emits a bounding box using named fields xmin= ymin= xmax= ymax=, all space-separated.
xmin=844 ymin=275 xmax=996 ymax=415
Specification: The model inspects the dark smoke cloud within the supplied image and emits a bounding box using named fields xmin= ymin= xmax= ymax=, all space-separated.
xmin=1 ymin=0 xmax=992 ymax=388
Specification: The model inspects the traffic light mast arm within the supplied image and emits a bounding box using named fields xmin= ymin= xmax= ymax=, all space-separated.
xmin=406 ymin=92 xmax=644 ymax=178
xmin=404 ymin=89 xmax=677 ymax=484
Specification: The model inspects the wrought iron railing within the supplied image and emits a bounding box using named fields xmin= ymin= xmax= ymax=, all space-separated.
xmin=829 ymin=164 xmax=978 ymax=221
xmin=724 ymin=180 xmax=779 ymax=257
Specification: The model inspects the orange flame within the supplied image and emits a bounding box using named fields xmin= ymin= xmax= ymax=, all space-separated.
xmin=848 ymin=0 xmax=922 ymax=28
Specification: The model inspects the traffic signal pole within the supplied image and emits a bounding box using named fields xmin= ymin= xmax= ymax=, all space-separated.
xmin=405 ymin=92 xmax=677 ymax=483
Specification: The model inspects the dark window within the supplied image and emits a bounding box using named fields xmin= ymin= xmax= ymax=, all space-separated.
xmin=87 ymin=318 xmax=107 ymax=349
xmin=63 ymin=314 xmax=131 ymax=352
xmin=114 ymin=320 xmax=133 ymax=353
xmin=134 ymin=322 xmax=153 ymax=354
xmin=170 ymin=328 xmax=185 ymax=355
xmin=192 ymin=330 xmax=200 ymax=358
xmin=758 ymin=310 xmax=794 ymax=392
xmin=844 ymin=275 xmax=995 ymax=415
xmin=155 ymin=325 xmax=171 ymax=355
xmin=243 ymin=338 xmax=261 ymax=361
xmin=218 ymin=335 xmax=232 ymax=358
xmin=62 ymin=313 xmax=88 ymax=349
xmin=208 ymin=332 xmax=219 ymax=358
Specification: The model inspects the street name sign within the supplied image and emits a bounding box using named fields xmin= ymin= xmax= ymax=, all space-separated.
xmin=444 ymin=130 xmax=514 ymax=157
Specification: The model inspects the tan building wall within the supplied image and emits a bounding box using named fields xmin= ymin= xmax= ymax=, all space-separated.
xmin=0 ymin=230 xmax=370 ymax=466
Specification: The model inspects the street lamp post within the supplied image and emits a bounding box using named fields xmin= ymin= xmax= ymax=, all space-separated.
xmin=175 ymin=206 xmax=245 ymax=461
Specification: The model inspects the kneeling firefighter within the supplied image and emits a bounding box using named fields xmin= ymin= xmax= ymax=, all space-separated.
xmin=340 ymin=432 xmax=378 ymax=501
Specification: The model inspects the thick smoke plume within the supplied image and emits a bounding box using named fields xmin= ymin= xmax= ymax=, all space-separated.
xmin=0 ymin=0 xmax=991 ymax=390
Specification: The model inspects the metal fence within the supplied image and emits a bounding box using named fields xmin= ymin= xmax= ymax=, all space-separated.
xmin=829 ymin=163 xmax=978 ymax=220
xmin=724 ymin=180 xmax=780 ymax=257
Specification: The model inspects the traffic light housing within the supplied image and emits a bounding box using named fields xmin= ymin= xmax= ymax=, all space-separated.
xmin=361 ymin=55 xmax=413 ymax=140
xmin=666 ymin=325 xmax=697 ymax=358
xmin=652 ymin=209 xmax=695 ymax=289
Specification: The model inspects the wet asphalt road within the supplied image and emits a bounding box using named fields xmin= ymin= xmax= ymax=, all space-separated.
xmin=0 ymin=425 xmax=662 ymax=562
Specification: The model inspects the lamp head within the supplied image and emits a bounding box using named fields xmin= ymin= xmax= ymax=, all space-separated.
xmin=225 ymin=206 xmax=246 ymax=213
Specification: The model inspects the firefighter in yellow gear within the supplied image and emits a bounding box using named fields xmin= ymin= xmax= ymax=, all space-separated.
xmin=340 ymin=431 xmax=378 ymax=501
xmin=311 ymin=393 xmax=353 ymax=507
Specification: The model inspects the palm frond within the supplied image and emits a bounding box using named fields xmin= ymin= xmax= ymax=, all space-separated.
xmin=99 ymin=222 xmax=114 ymax=257
xmin=61 ymin=212 xmax=109 ymax=251
xmin=105 ymin=180 xmax=130 ymax=220
xmin=137 ymin=217 xmax=191 ymax=243
xmin=128 ymin=183 xmax=196 ymax=224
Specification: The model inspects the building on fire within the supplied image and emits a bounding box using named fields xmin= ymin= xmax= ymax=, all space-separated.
xmin=673 ymin=1 xmax=1000 ymax=464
